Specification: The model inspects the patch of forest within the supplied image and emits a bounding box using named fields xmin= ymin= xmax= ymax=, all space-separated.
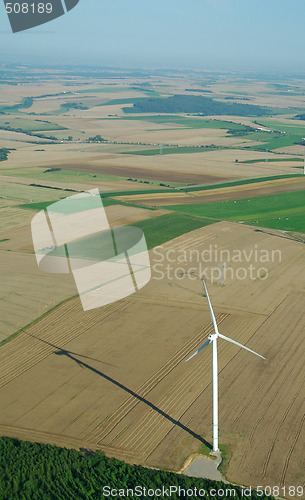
xmin=123 ymin=94 xmax=272 ymax=116
xmin=0 ymin=437 xmax=274 ymax=499
xmin=0 ymin=148 xmax=10 ymax=161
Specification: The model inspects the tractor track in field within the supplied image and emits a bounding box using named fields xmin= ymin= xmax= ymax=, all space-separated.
xmin=85 ymin=314 xmax=228 ymax=445
xmin=261 ymin=360 xmax=305 ymax=481
xmin=280 ymin=413 xmax=305 ymax=486
xmin=113 ymin=353 xmax=212 ymax=453
xmin=231 ymin=293 xmax=301 ymax=429
xmin=0 ymin=424 xmax=145 ymax=463
xmin=0 ymin=299 xmax=128 ymax=388
xmin=109 ymin=316 xmax=258 ymax=456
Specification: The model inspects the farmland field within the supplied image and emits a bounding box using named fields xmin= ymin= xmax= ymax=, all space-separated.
xmin=167 ymin=189 xmax=305 ymax=233
xmin=111 ymin=176 xmax=305 ymax=211
xmin=0 ymin=68 xmax=305 ymax=498
xmin=0 ymin=222 xmax=304 ymax=494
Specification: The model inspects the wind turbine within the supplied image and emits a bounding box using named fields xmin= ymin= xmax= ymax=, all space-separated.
xmin=186 ymin=280 xmax=265 ymax=453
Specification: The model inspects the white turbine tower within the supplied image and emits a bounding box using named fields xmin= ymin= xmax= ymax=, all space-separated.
xmin=186 ymin=280 xmax=265 ymax=453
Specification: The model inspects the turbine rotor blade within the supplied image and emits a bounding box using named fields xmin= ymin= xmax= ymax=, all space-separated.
xmin=202 ymin=279 xmax=219 ymax=335
xmin=185 ymin=338 xmax=211 ymax=362
xmin=218 ymin=333 xmax=265 ymax=360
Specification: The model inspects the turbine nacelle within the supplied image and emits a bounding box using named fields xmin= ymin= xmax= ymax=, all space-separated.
xmin=186 ymin=280 xmax=266 ymax=363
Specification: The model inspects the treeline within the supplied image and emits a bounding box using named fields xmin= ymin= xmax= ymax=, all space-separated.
xmin=0 ymin=438 xmax=274 ymax=499
xmin=224 ymin=96 xmax=251 ymax=101
xmin=123 ymin=95 xmax=271 ymax=117
xmin=0 ymin=125 xmax=57 ymax=141
xmin=185 ymin=89 xmax=213 ymax=93
xmin=86 ymin=134 xmax=106 ymax=143
xmin=0 ymin=80 xmax=17 ymax=86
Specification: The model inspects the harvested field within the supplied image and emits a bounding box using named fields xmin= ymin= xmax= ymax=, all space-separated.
xmin=104 ymin=205 xmax=169 ymax=226
xmin=0 ymin=251 xmax=75 ymax=342
xmin=2 ymin=74 xmax=305 ymax=498
xmin=273 ymin=145 xmax=305 ymax=155
xmin=76 ymin=119 xmax=258 ymax=147
xmin=0 ymin=207 xmax=33 ymax=232
xmin=0 ymin=225 xmax=34 ymax=253
xmin=0 ymin=221 xmax=304 ymax=494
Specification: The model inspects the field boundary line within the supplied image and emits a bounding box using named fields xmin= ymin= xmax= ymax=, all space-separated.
xmin=0 ymin=294 xmax=79 ymax=348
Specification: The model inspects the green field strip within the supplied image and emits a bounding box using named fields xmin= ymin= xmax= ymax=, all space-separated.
xmin=127 ymin=213 xmax=216 ymax=249
xmin=101 ymin=188 xmax=176 ymax=198
xmin=239 ymin=158 xmax=303 ymax=164
xmin=19 ymin=197 xmax=119 ymax=211
xmin=166 ymin=189 xmax=305 ymax=233
xmin=248 ymin=132 xmax=303 ymax=151
xmin=254 ymin=119 xmax=305 ymax=136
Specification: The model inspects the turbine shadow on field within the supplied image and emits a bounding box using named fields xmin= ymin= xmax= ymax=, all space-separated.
xmin=168 ymin=279 xmax=205 ymax=297
xmin=25 ymin=333 xmax=116 ymax=368
xmin=27 ymin=333 xmax=212 ymax=450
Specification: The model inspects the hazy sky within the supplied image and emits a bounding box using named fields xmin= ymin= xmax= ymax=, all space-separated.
xmin=1 ymin=0 xmax=305 ymax=72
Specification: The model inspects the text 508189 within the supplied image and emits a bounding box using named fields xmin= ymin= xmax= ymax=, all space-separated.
xmin=5 ymin=2 xmax=53 ymax=14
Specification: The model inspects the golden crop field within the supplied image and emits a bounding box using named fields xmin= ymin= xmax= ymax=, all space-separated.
xmin=1 ymin=73 xmax=305 ymax=498
xmin=0 ymin=221 xmax=304 ymax=492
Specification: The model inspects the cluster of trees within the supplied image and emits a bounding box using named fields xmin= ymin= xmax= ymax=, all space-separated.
xmin=86 ymin=134 xmax=106 ymax=143
xmin=43 ymin=168 xmax=61 ymax=173
xmin=61 ymin=102 xmax=89 ymax=111
xmin=127 ymin=178 xmax=151 ymax=184
xmin=224 ymin=97 xmax=251 ymax=101
xmin=0 ymin=438 xmax=273 ymax=499
xmin=227 ymin=125 xmax=254 ymax=136
xmin=123 ymin=95 xmax=271 ymax=117
xmin=0 ymin=148 xmax=9 ymax=161
xmin=126 ymin=178 xmax=173 ymax=188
